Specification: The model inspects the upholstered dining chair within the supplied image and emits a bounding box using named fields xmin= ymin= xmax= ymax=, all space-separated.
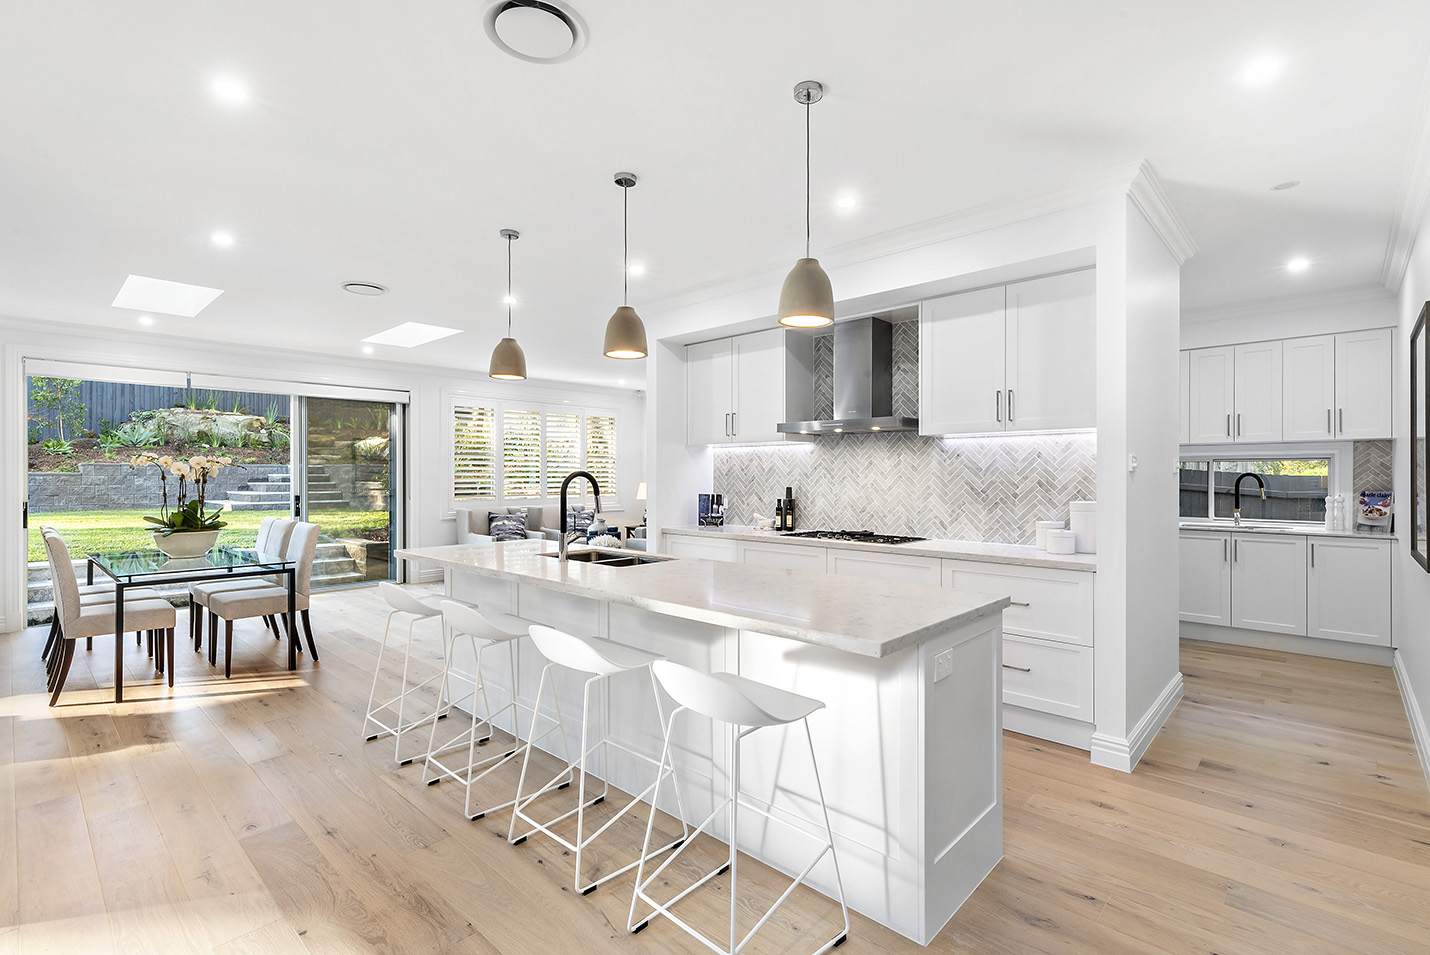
xmin=37 ymin=525 xmax=165 ymax=664
xmin=203 ymin=521 xmax=320 ymax=677
xmin=188 ymin=516 xmax=296 ymax=651
xmin=42 ymin=531 xmax=177 ymax=706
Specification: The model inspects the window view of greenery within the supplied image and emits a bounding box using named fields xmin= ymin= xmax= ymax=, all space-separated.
xmin=304 ymin=398 xmax=394 ymax=584
xmin=1179 ymin=458 xmax=1330 ymax=522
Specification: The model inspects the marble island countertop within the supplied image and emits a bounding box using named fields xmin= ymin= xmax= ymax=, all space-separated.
xmin=396 ymin=541 xmax=1010 ymax=658
xmin=1178 ymin=520 xmax=1397 ymax=540
xmin=662 ymin=525 xmax=1098 ymax=572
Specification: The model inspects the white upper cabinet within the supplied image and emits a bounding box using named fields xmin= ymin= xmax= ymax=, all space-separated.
xmin=1188 ymin=346 xmax=1235 ymax=444
xmin=686 ymin=329 xmax=812 ymax=445
xmin=1005 ymin=271 xmax=1097 ymax=431
xmin=1232 ymin=341 xmax=1282 ymax=442
xmin=1179 ymin=350 xmax=1191 ymax=445
xmin=1282 ymin=335 xmax=1335 ymax=441
xmin=686 ymin=338 xmax=733 ymax=445
xmin=920 ymin=270 xmax=1095 ymax=436
xmin=919 ymin=285 xmax=1006 ymax=434
xmin=1335 ymin=328 xmax=1393 ymax=439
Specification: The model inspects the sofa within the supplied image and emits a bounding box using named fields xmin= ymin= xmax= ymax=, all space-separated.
xmin=454 ymin=504 xmax=599 ymax=544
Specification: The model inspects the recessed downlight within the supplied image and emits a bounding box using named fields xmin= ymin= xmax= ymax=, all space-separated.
xmin=1286 ymin=256 xmax=1310 ymax=273
xmin=343 ymin=282 xmax=388 ymax=296
xmin=1271 ymin=180 xmax=1301 ymax=191
xmin=361 ymin=345 xmax=375 ymax=355
xmin=1239 ymin=53 xmax=1285 ymax=88
xmin=627 ymin=262 xmax=646 ymax=277
xmin=484 ymin=1 xmax=588 ymax=64
xmin=837 ymin=194 xmax=858 ymax=210
xmin=137 ymin=315 xmax=155 ymax=326
xmin=209 ymin=231 xmax=235 ymax=248
xmin=211 ymin=76 xmax=249 ymax=105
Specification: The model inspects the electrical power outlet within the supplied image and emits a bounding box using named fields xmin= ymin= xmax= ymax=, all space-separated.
xmin=934 ymin=648 xmax=953 ymax=683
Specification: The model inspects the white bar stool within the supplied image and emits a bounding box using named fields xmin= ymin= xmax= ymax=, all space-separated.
xmin=421 ymin=600 xmax=552 ymax=821
xmin=508 ymin=625 xmax=689 ymax=896
xmin=362 ymin=582 xmax=450 ymax=765
xmin=629 ymin=660 xmax=849 ymax=955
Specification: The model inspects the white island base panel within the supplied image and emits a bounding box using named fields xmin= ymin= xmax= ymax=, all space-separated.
xmin=443 ymin=568 xmax=1003 ymax=946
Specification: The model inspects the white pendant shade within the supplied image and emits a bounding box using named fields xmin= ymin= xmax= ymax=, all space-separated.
xmin=777 ymin=256 xmax=835 ymax=328
xmin=604 ymin=305 xmax=647 ymax=359
xmin=488 ymin=335 xmax=527 ymax=380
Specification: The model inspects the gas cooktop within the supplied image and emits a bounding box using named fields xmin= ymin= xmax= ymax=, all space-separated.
xmin=784 ymin=529 xmax=925 ymax=545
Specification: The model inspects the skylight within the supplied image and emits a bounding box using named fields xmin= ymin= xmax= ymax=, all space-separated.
xmin=111 ymin=274 xmax=224 ymax=317
xmin=361 ymin=322 xmax=463 ymax=348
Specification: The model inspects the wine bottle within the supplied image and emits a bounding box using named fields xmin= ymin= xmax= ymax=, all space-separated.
xmin=784 ymin=487 xmax=796 ymax=532
xmin=775 ymin=498 xmax=784 ymax=530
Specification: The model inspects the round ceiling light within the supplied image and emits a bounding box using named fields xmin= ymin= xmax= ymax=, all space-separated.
xmin=485 ymin=1 xmax=587 ymax=64
xmin=343 ymin=282 xmax=387 ymax=296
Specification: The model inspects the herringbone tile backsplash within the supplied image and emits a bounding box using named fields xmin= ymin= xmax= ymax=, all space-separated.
xmin=713 ymin=431 xmax=1097 ymax=543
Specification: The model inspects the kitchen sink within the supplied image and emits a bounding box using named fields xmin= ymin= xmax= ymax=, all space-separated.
xmin=539 ymin=550 xmax=674 ymax=566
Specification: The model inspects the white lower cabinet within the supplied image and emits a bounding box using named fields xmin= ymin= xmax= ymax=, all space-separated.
xmin=941 ymin=560 xmax=1094 ymax=646
xmin=1307 ymin=537 xmax=1392 ymax=646
xmin=735 ymin=540 xmax=828 ymax=573
xmin=826 ymin=548 xmax=942 ymax=586
xmin=662 ymin=534 xmax=737 ymax=562
xmin=1001 ymin=634 xmax=1094 ymax=722
xmin=1230 ymin=534 xmax=1308 ymax=635
xmin=1178 ymin=530 xmax=1231 ymax=626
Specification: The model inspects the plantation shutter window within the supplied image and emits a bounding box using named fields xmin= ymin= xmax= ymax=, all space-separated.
xmin=453 ymin=404 xmax=496 ymax=501
xmin=584 ymin=414 xmax=617 ymax=493
xmin=502 ymin=409 xmax=543 ymax=500
xmin=543 ymin=412 xmax=582 ymax=497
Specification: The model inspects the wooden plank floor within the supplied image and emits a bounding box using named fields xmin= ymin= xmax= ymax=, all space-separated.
xmin=2 ymin=586 xmax=1428 ymax=953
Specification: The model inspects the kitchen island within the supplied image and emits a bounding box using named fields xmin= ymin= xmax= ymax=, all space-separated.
xmin=397 ymin=540 xmax=1009 ymax=945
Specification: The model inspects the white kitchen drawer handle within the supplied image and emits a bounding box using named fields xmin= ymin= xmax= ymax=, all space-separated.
xmin=1002 ymin=664 xmax=1032 ymax=673
xmin=1009 ymin=600 xmax=1031 ymax=607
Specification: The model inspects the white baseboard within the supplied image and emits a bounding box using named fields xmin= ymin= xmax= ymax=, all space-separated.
xmin=1090 ymin=671 xmax=1184 ymax=773
xmin=1003 ymin=705 xmax=1094 ymax=751
xmin=1393 ymin=650 xmax=1430 ymax=793
xmin=1180 ymin=622 xmax=1393 ymax=666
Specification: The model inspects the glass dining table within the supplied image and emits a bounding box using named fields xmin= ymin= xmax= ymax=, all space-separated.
xmin=86 ymin=545 xmax=298 ymax=702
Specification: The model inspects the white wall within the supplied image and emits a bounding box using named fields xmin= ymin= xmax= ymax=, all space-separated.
xmin=644 ymin=189 xmax=1184 ymax=770
xmin=0 ymin=316 xmax=644 ymax=629
xmin=1394 ymin=210 xmax=1430 ymax=782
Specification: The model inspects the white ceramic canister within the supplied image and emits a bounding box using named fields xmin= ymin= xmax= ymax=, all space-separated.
xmin=1046 ymin=529 xmax=1078 ymax=555
xmin=1035 ymin=520 xmax=1065 ymax=551
xmin=1068 ymin=500 xmax=1097 ymax=554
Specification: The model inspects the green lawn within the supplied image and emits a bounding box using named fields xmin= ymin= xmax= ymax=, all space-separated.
xmin=28 ymin=508 xmax=389 ymax=561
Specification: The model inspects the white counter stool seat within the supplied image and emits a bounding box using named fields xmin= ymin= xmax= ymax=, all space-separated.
xmin=629 ymin=661 xmax=849 ymax=955
xmin=364 ymin=582 xmax=456 ymax=766
xmin=508 ymin=625 xmax=689 ymax=896
xmin=421 ymin=600 xmax=543 ymax=821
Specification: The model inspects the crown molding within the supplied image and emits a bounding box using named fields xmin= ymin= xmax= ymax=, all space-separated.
xmin=1127 ymin=161 xmax=1198 ymax=264
xmin=1180 ymin=283 xmax=1394 ymax=325
xmin=645 ymin=161 xmax=1156 ymax=315
xmin=1381 ymin=57 xmax=1430 ymax=293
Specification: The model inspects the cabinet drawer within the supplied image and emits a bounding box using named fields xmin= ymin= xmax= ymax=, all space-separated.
xmin=736 ymin=540 xmax=828 ymax=573
xmin=1002 ymin=634 xmax=1094 ymax=722
xmin=942 ymin=560 xmax=1094 ymax=646
xmin=827 ymin=549 xmax=942 ymax=586
xmin=662 ymin=535 xmax=737 ymax=563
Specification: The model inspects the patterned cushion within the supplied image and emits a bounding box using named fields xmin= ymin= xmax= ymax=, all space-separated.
xmin=488 ymin=511 xmax=527 ymax=542
xmin=566 ymin=509 xmax=593 ymax=534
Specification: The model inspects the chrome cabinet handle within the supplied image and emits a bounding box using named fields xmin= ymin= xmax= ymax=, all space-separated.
xmin=1223 ymin=539 xmax=1228 ymax=562
xmin=725 ymin=413 xmax=731 ymax=436
xmin=1002 ymin=664 xmax=1032 ymax=673
xmin=1327 ymin=408 xmax=1332 ymax=434
xmin=731 ymin=412 xmax=737 ymax=435
xmin=1009 ymin=600 xmax=1031 ymax=607
xmin=1338 ymin=408 xmax=1344 ymax=434
xmin=1236 ymin=413 xmax=1241 ymax=436
xmin=1008 ymin=390 xmax=1015 ymax=423
xmin=1310 ymin=542 xmax=1315 ymax=568
xmin=996 ymin=390 xmax=1003 ymax=422
xmin=1226 ymin=413 xmax=1231 ymax=437
xmin=1234 ymin=538 xmax=1239 ymax=562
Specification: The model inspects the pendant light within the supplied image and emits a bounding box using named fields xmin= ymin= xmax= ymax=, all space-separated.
xmin=488 ymin=228 xmax=527 ymax=380
xmin=778 ymin=80 xmax=835 ymax=328
xmin=603 ymin=172 xmax=648 ymax=360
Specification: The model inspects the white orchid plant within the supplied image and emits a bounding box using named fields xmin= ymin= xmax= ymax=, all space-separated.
xmin=130 ymin=453 xmax=243 ymax=535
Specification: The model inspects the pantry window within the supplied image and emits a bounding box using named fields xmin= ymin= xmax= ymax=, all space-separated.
xmin=1178 ymin=457 xmax=1331 ymax=523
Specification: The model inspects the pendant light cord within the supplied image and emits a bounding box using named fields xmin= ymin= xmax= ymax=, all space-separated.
xmin=805 ymin=97 xmax=811 ymax=259
xmin=622 ymin=182 xmax=629 ymax=306
xmin=506 ymin=234 xmax=513 ymax=336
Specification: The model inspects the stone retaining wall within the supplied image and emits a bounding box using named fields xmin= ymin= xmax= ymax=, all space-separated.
xmin=29 ymin=463 xmax=289 ymax=512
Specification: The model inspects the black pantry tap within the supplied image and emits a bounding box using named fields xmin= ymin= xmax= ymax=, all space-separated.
xmin=1232 ymin=472 xmax=1266 ymax=526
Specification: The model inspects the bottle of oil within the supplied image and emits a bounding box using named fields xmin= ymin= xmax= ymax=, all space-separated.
xmin=775 ymin=498 xmax=785 ymax=531
xmin=783 ymin=486 xmax=796 ymax=532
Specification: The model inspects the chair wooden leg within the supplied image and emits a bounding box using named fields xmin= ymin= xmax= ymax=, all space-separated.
xmin=42 ymin=617 xmax=59 ymax=662
xmin=300 ymin=610 xmax=319 ymax=661
xmin=87 ymin=636 xmax=93 ymax=651
xmin=155 ymin=629 xmax=164 ymax=674
xmin=48 ymin=640 xmax=75 ymax=707
xmin=224 ymin=620 xmax=234 ymax=679
xmin=167 ymin=629 xmax=175 ymax=688
xmin=209 ymin=614 xmax=218 ymax=666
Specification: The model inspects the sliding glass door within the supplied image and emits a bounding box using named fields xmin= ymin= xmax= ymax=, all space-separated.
xmin=297 ymin=397 xmax=398 ymax=586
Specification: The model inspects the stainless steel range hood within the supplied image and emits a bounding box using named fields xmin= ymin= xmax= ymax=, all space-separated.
xmin=778 ymin=316 xmax=918 ymax=435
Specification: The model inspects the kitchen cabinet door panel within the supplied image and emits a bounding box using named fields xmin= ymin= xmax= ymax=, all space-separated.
xmin=1335 ymin=328 xmax=1393 ymax=439
xmin=1189 ymin=346 xmax=1235 ymax=444
xmin=1005 ymin=270 xmax=1096 ymax=431
xmin=1230 ymin=534 xmax=1307 ymax=635
xmin=1308 ymin=538 xmax=1392 ymax=646
xmin=1233 ymin=341 xmax=1282 ymax=442
xmin=827 ymin=549 xmax=942 ymax=587
xmin=1179 ymin=530 xmax=1231 ymax=626
xmin=662 ymin=534 xmax=737 ymax=562
xmin=1179 ymin=350 xmax=1191 ymax=445
xmin=732 ymin=328 xmax=787 ymax=443
xmin=736 ymin=540 xmax=828 ymax=573
xmin=943 ymin=560 xmax=1094 ymax=646
xmin=919 ymin=286 xmax=1007 ymax=435
xmin=1283 ymin=335 xmax=1336 ymax=441
xmin=687 ymin=338 xmax=733 ymax=445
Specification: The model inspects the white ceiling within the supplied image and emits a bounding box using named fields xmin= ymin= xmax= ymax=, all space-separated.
xmin=2 ymin=1 xmax=1428 ymax=387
